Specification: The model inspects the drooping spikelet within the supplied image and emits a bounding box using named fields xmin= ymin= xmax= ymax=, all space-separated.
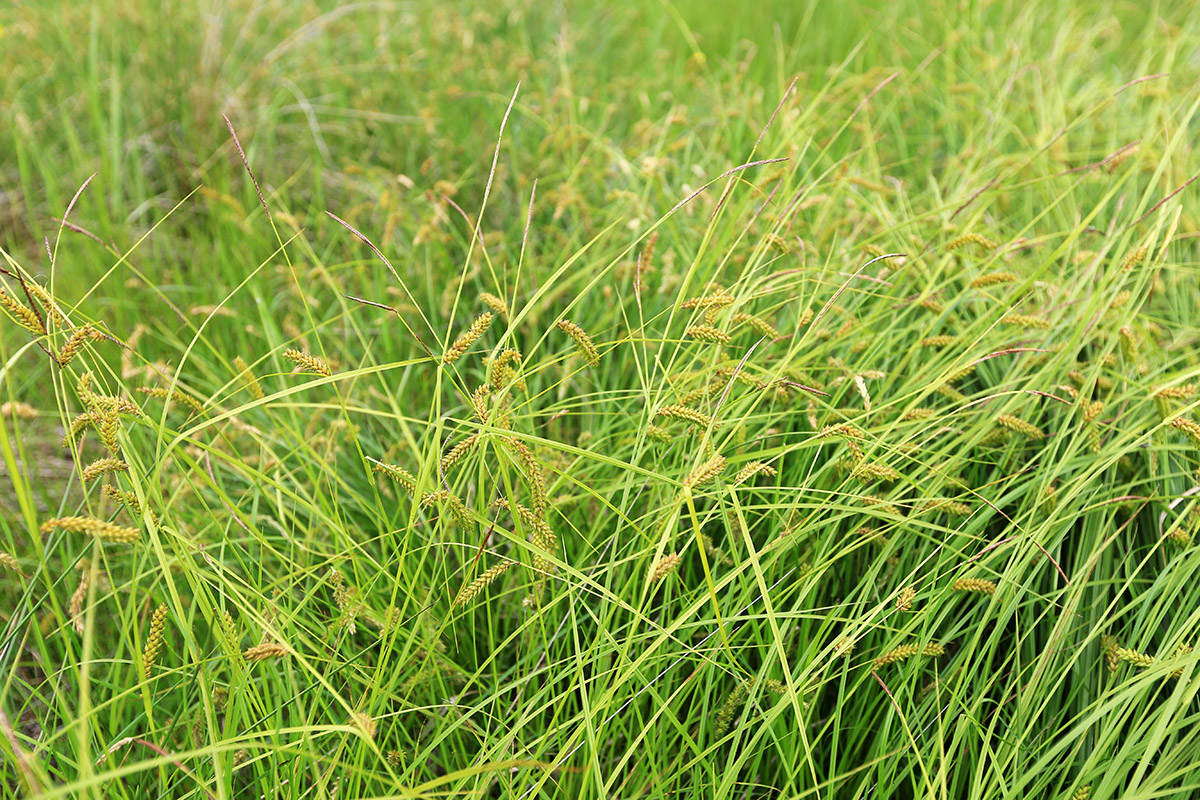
xmin=996 ymin=413 xmax=1045 ymax=440
xmin=1102 ymin=635 xmax=1120 ymax=674
xmin=685 ymin=324 xmax=732 ymax=344
xmin=471 ymin=383 xmax=493 ymax=421
xmin=101 ymin=485 xmax=157 ymax=524
xmin=440 ymin=432 xmax=481 ymax=473
xmin=555 ymin=319 xmax=599 ymax=366
xmin=951 ymin=578 xmax=997 ymax=595
xmin=969 ymin=271 xmax=1017 ymax=288
xmin=1170 ymin=416 xmax=1200 ymax=448
xmin=851 ymin=462 xmax=900 ymax=483
xmin=329 ymin=569 xmax=361 ymax=634
xmin=479 ymin=292 xmax=508 ymax=318
xmin=1118 ymin=326 xmax=1139 ymax=362
xmin=733 ymin=461 xmax=777 ymax=486
xmin=453 ymin=561 xmax=515 ymax=607
xmin=142 ymin=604 xmax=168 ymax=680
xmin=0 ymin=550 xmax=20 ymax=572
xmin=26 ymin=282 xmax=66 ymax=327
xmin=921 ymin=499 xmax=972 ymax=516
xmin=648 ymin=552 xmax=682 ymax=584
xmin=714 ymin=680 xmax=750 ymax=735
xmin=81 ymin=458 xmax=128 ymax=483
xmin=421 ymin=490 xmax=473 ymax=527
xmin=644 ymin=424 xmax=672 ymax=443
xmin=680 ymin=293 xmax=735 ymax=313
xmin=1169 ymin=642 xmax=1192 ymax=680
xmin=1121 ymin=246 xmax=1146 ymax=272
xmin=0 ymin=401 xmax=38 ymax=420
xmin=1001 ymin=313 xmax=1051 ymax=330
xmin=946 ymin=233 xmax=998 ymax=251
xmin=505 ymin=437 xmax=547 ymax=513
xmin=371 ymin=460 xmax=417 ymax=493
xmin=57 ymin=324 xmax=105 ymax=366
xmin=656 ymin=404 xmax=717 ymax=429
xmin=685 ymin=454 xmax=727 ymax=488
xmin=896 ymin=585 xmax=916 ymax=612
xmin=901 ymin=407 xmax=937 ymax=421
xmin=233 ymin=356 xmax=265 ymax=399
xmin=1114 ymin=646 xmax=1154 ymax=669
xmin=283 ymin=347 xmax=332 ymax=376
xmin=69 ymin=570 xmax=89 ymax=634
xmin=731 ymin=313 xmax=781 ymax=339
xmin=243 ymin=642 xmax=291 ymax=661
xmin=40 ymin=516 xmax=139 ymax=543
xmin=138 ymin=386 xmax=205 ymax=416
xmin=0 ymin=286 xmax=45 ymax=334
xmin=873 ymin=642 xmax=945 ymax=669
xmin=920 ymin=335 xmax=958 ymax=347
xmin=351 ymin=712 xmax=377 ymax=740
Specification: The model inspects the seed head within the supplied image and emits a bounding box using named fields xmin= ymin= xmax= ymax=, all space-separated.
xmin=648 ymin=552 xmax=682 ymax=584
xmin=244 ymin=642 xmax=291 ymax=661
xmin=40 ymin=516 xmax=139 ymax=543
xmin=555 ymin=319 xmax=599 ymax=366
xmin=951 ymin=578 xmax=997 ymax=595
xmin=283 ymin=348 xmax=332 ymax=376
xmin=996 ymin=413 xmax=1045 ymax=440
xmin=453 ymin=561 xmax=515 ymax=607
xmin=142 ymin=604 xmax=168 ymax=680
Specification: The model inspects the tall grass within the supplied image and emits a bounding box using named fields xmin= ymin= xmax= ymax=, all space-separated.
xmin=3 ymin=1 xmax=1200 ymax=798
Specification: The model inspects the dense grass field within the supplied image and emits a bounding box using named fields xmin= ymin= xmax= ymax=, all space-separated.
xmin=3 ymin=1 xmax=1200 ymax=797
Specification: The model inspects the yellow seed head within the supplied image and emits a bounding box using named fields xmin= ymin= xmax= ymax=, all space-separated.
xmin=351 ymin=711 xmax=377 ymax=740
xmin=555 ymin=318 xmax=599 ymax=366
xmin=951 ymin=578 xmax=997 ymax=595
xmin=656 ymin=404 xmax=717 ymax=430
xmin=648 ymin=552 xmax=682 ymax=584
xmin=1121 ymin=246 xmax=1146 ymax=272
xmin=283 ymin=348 xmax=332 ymax=376
xmin=40 ymin=516 xmax=139 ymax=543
xmin=996 ymin=413 xmax=1045 ymax=440
xmin=372 ymin=460 xmax=417 ymax=494
xmin=440 ymin=432 xmax=481 ymax=473
xmin=57 ymin=324 xmax=105 ymax=366
xmin=0 ymin=286 xmax=46 ymax=334
xmin=920 ymin=335 xmax=958 ymax=347
xmin=896 ymin=585 xmax=916 ymax=612
xmin=1170 ymin=416 xmax=1200 ymax=448
xmin=685 ymin=324 xmax=732 ymax=344
xmin=506 ymin=437 xmax=547 ymax=514
xmin=731 ymin=313 xmax=781 ymax=339
xmin=233 ymin=356 xmax=265 ymax=399
xmin=685 ymin=454 xmax=727 ymax=488
xmin=244 ymin=642 xmax=291 ymax=661
xmin=479 ymin=292 xmax=507 ymax=318
xmin=142 ymin=604 xmax=168 ymax=680
xmin=946 ymin=233 xmax=998 ymax=251
xmin=1 ymin=401 xmax=39 ymax=420
xmin=0 ymin=550 xmax=20 ymax=572
xmin=1114 ymin=646 xmax=1154 ymax=669
xmin=1001 ymin=313 xmax=1051 ymax=330
xmin=82 ymin=458 xmax=128 ymax=483
xmin=851 ymin=462 xmax=899 ymax=483
xmin=733 ymin=461 xmax=777 ymax=486
xmin=969 ymin=271 xmax=1017 ymax=288
xmin=453 ymin=561 xmax=515 ymax=607
xmin=1102 ymin=635 xmax=1120 ymax=674
xmin=137 ymin=386 xmax=205 ymax=416
xmin=874 ymin=642 xmax=945 ymax=669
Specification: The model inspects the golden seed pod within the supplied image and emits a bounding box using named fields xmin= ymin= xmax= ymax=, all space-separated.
xmin=648 ymin=552 xmax=682 ymax=584
xmin=1101 ymin=635 xmax=1120 ymax=674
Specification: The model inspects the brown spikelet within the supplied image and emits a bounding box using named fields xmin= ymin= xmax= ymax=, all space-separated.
xmin=243 ymin=642 xmax=290 ymax=661
xmin=951 ymin=578 xmax=997 ymax=595
xmin=1 ymin=401 xmax=38 ymax=420
xmin=1001 ymin=313 xmax=1051 ymax=330
xmin=555 ymin=319 xmax=599 ymax=366
xmin=82 ymin=458 xmax=128 ymax=483
xmin=685 ymin=454 xmax=727 ymax=488
xmin=874 ymin=642 xmax=945 ymax=669
xmin=946 ymin=233 xmax=997 ymax=251
xmin=970 ymin=271 xmax=1018 ymax=288
xmin=733 ymin=461 xmax=777 ymax=486
xmin=57 ymin=325 xmax=106 ymax=366
xmin=233 ymin=356 xmax=265 ymax=399
xmin=138 ymin=386 xmax=205 ymax=416
xmin=1170 ymin=416 xmax=1200 ymax=448
xmin=440 ymin=433 xmax=481 ymax=473
xmin=453 ymin=561 xmax=515 ymax=607
xmin=40 ymin=516 xmax=139 ymax=543
xmin=372 ymin=460 xmax=417 ymax=493
xmin=996 ymin=413 xmax=1045 ymax=440
xmin=896 ymin=585 xmax=916 ymax=612
xmin=0 ymin=286 xmax=46 ymax=334
xmin=648 ymin=552 xmax=682 ymax=584
xmin=283 ymin=348 xmax=332 ymax=376
xmin=656 ymin=404 xmax=717 ymax=430
xmin=479 ymin=292 xmax=508 ymax=318
xmin=142 ymin=604 xmax=168 ymax=680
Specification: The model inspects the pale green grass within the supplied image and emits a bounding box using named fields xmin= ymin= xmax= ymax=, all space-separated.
xmin=3 ymin=1 xmax=1200 ymax=798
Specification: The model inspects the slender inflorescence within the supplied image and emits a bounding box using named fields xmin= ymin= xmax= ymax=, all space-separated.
xmin=685 ymin=324 xmax=732 ymax=344
xmin=648 ymin=552 xmax=682 ymax=584
xmin=555 ymin=319 xmax=600 ymax=366
xmin=969 ymin=271 xmax=1017 ymax=288
xmin=946 ymin=233 xmax=997 ymax=251
xmin=479 ymin=291 xmax=507 ymax=318
xmin=142 ymin=604 xmax=168 ymax=680
xmin=421 ymin=490 xmax=473 ymax=527
xmin=243 ymin=642 xmax=290 ymax=661
xmin=1 ymin=401 xmax=38 ymax=420
xmin=731 ymin=313 xmax=781 ymax=339
xmin=851 ymin=462 xmax=899 ymax=483
xmin=685 ymin=454 xmax=727 ymax=488
xmin=1001 ymin=313 xmax=1051 ymax=329
xmin=57 ymin=324 xmax=106 ymax=366
xmin=656 ymin=404 xmax=717 ymax=429
xmin=896 ymin=585 xmax=916 ymax=612
xmin=1170 ymin=416 xmax=1200 ymax=448
xmin=82 ymin=458 xmax=128 ymax=483
xmin=102 ymin=485 xmax=157 ymax=523
xmin=1114 ymin=647 xmax=1154 ymax=669
xmin=0 ymin=286 xmax=46 ymax=334
xmin=440 ymin=432 xmax=481 ymax=473
xmin=952 ymin=578 xmax=997 ymax=595
xmin=40 ymin=516 xmax=139 ymax=543
xmin=506 ymin=437 xmax=547 ymax=513
xmin=234 ymin=356 xmax=265 ymax=399
xmin=372 ymin=461 xmax=417 ymax=493
xmin=0 ymin=551 xmax=19 ymax=572
xmin=920 ymin=335 xmax=958 ymax=347
xmin=874 ymin=642 xmax=946 ymax=669
xmin=454 ymin=561 xmax=514 ymax=607
xmin=138 ymin=386 xmax=205 ymax=415
xmin=733 ymin=461 xmax=777 ymax=486
xmin=1102 ymin=635 xmax=1121 ymax=674
xmin=996 ymin=413 xmax=1045 ymax=440
xmin=283 ymin=348 xmax=332 ymax=376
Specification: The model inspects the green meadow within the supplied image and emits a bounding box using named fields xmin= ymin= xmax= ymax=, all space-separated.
xmin=2 ymin=1 xmax=1200 ymax=797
